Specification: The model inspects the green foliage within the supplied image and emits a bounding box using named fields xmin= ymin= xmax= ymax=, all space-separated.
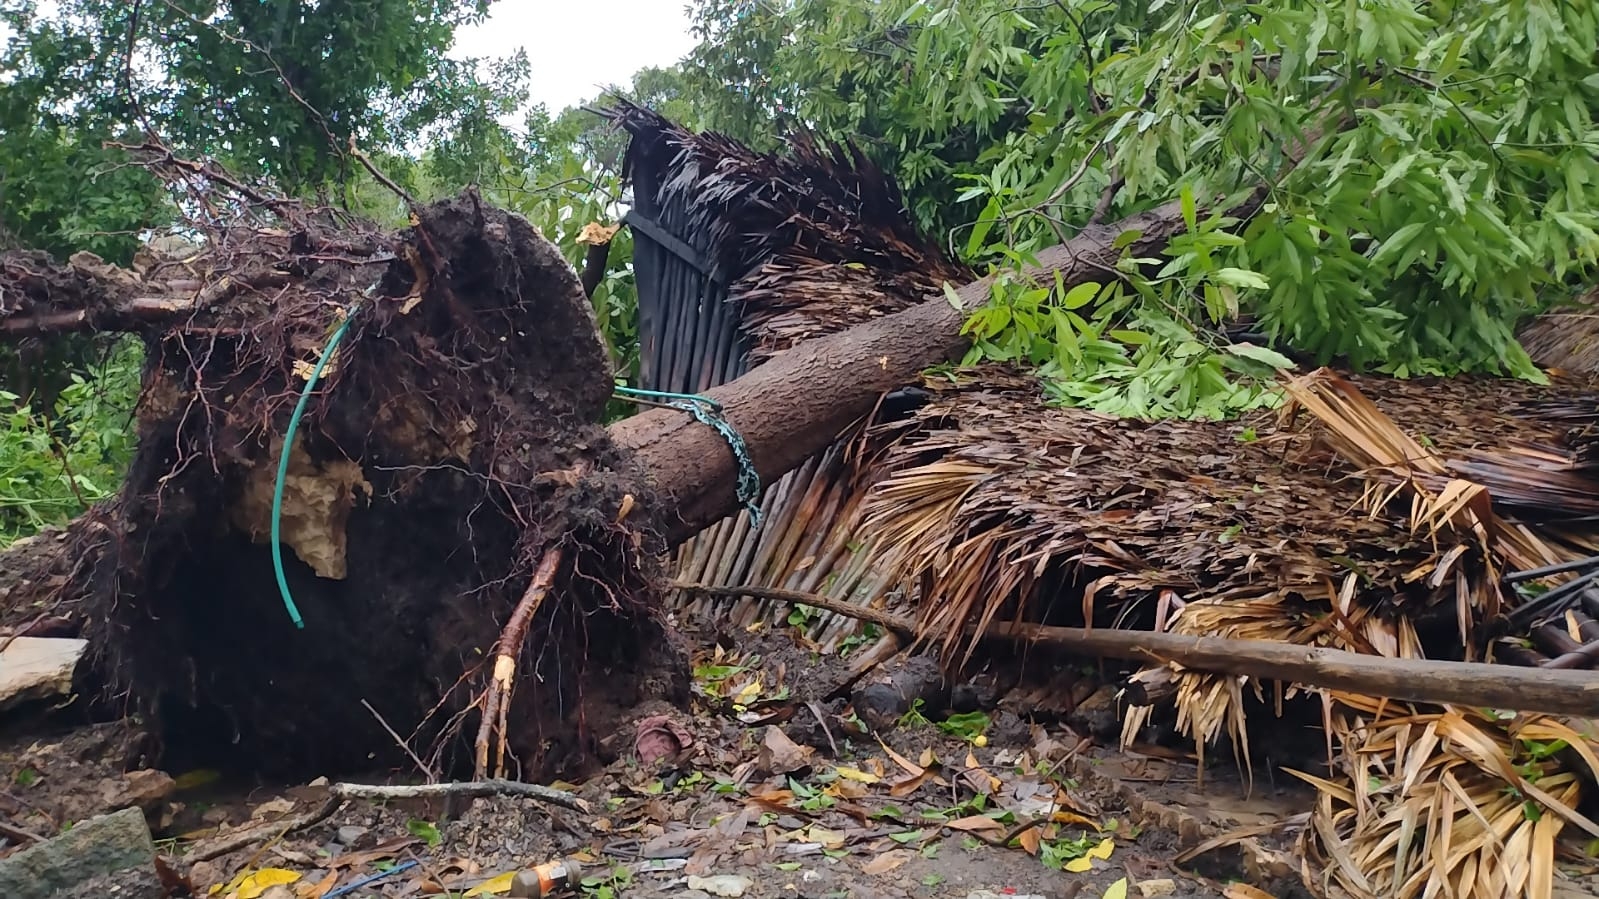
xmin=0 ymin=338 xmax=141 ymax=545
xmin=683 ymin=0 xmax=1599 ymax=416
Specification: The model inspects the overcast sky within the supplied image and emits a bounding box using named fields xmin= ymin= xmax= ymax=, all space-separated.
xmin=451 ymin=1 xmax=700 ymax=113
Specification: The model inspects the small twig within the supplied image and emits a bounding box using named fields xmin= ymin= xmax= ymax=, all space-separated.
xmin=330 ymin=779 xmax=589 ymax=813
xmin=1086 ymin=174 xmax=1125 ymax=227
xmin=805 ymin=700 xmax=840 ymax=757
xmin=0 ymin=819 xmax=47 ymax=844
xmin=361 ymin=699 xmax=437 ymax=783
xmin=475 ymin=548 xmax=565 ymax=780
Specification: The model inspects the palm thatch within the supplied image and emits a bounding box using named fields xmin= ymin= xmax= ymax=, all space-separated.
xmin=1295 ymin=696 xmax=1599 ymax=899
xmin=1518 ymin=284 xmax=1599 ymax=374
xmin=848 ymin=364 xmax=1599 ymax=896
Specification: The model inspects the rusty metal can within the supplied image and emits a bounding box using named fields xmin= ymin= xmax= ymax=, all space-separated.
xmin=508 ymin=857 xmax=583 ymax=898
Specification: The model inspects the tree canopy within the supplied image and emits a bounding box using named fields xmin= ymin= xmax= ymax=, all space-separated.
xmin=5 ymin=0 xmax=1599 ymax=539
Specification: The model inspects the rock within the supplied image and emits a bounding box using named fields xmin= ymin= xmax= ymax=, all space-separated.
xmin=0 ymin=637 xmax=86 ymax=711
xmin=187 ymin=859 xmax=224 ymax=893
xmin=1065 ymin=684 xmax=1122 ymax=739
xmin=1137 ymin=879 xmax=1178 ymax=897
xmin=852 ymin=656 xmax=949 ymax=731
xmin=336 ymin=825 xmax=369 ymax=845
xmin=0 ymin=807 xmax=156 ymax=899
xmin=104 ymin=769 xmax=175 ymax=817
xmin=686 ymin=874 xmax=754 ymax=897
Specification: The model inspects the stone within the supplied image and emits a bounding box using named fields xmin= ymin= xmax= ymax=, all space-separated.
xmin=0 ymin=637 xmax=86 ymax=711
xmin=0 ymin=807 xmax=156 ymax=899
xmin=1137 ymin=879 xmax=1178 ymax=897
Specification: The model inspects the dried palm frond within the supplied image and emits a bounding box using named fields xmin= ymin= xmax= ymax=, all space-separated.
xmin=1296 ymin=694 xmax=1599 ymax=899
xmin=857 ymin=368 xmax=1508 ymax=670
xmin=1282 ymin=370 xmax=1590 ymax=632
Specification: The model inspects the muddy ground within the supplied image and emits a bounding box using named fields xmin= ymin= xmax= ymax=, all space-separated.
xmin=0 ymin=623 xmax=1312 ymax=899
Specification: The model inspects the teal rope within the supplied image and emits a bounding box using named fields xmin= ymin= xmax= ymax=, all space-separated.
xmin=613 ymin=385 xmax=762 ymax=526
xmin=272 ymin=307 xmax=359 ymax=629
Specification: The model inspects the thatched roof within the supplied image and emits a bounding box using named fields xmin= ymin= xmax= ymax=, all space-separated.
xmin=606 ymin=100 xmax=971 ymax=360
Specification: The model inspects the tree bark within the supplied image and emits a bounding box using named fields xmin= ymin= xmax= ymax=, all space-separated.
xmin=611 ymin=196 xmax=1194 ymax=544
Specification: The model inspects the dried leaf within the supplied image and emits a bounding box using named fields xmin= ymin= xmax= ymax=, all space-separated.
xmin=1016 ymin=825 xmax=1041 ymax=856
xmin=944 ymin=815 xmax=1003 ymax=832
xmin=757 ymin=726 xmax=813 ymax=775
xmin=863 ymin=851 xmax=911 ymax=875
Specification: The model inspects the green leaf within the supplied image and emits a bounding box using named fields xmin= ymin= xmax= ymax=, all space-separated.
xmin=1060 ymin=282 xmax=1100 ymax=309
xmin=406 ymin=818 xmax=441 ymax=847
xmin=1210 ymin=268 xmax=1270 ymax=290
xmin=1225 ymin=343 xmax=1297 ymax=370
xmin=1180 ymin=183 xmax=1196 ymax=233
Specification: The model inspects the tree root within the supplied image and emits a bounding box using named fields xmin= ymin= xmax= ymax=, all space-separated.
xmin=475 ymin=548 xmax=565 ymax=780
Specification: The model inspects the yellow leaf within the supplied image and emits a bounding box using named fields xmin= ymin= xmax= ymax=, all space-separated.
xmin=464 ymin=871 xmax=516 ymax=896
xmin=1064 ymin=857 xmax=1093 ymax=873
xmin=805 ymin=825 xmax=847 ymax=850
xmin=835 ymin=766 xmax=880 ymax=784
xmin=234 ymin=869 xmax=301 ymax=899
xmin=733 ymin=680 xmax=761 ymax=706
xmin=1103 ymin=878 xmax=1129 ymax=899
xmin=1087 ymin=837 xmax=1115 ymax=860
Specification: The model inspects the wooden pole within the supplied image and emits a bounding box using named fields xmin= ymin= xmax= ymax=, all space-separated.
xmin=675 ymin=582 xmax=1599 ymax=718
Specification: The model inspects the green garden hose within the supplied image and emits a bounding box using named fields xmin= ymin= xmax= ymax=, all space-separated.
xmin=272 ymin=309 xmax=357 ymax=629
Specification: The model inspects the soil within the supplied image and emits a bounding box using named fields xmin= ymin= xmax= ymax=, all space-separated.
xmin=0 ymin=624 xmax=1318 ymax=899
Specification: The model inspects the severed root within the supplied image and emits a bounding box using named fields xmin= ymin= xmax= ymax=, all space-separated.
xmin=474 ymin=548 xmax=564 ymax=780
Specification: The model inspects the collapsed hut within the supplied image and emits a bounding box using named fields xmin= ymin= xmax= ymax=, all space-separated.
xmin=611 ymin=108 xmax=1599 ymax=899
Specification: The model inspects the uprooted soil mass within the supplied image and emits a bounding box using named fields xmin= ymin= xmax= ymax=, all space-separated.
xmin=1 ymin=192 xmax=686 ymax=781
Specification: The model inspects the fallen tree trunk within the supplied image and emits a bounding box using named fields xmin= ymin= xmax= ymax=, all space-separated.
xmin=676 ymin=583 xmax=1599 ymax=718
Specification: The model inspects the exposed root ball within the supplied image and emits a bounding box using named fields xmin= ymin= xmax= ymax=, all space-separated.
xmin=40 ymin=192 xmax=684 ymax=779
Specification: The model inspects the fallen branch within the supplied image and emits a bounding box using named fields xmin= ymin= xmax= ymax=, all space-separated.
xmin=681 ymin=582 xmax=1599 ymax=717
xmin=329 ymin=779 xmax=588 ymax=812
xmin=475 ymin=548 xmax=565 ymax=780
